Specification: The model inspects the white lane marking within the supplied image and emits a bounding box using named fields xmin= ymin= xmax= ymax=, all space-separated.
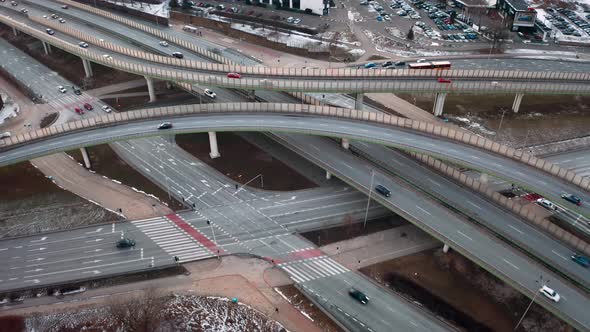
xmin=456 ymin=231 xmax=473 ymax=241
xmin=427 ymin=178 xmax=441 ymax=186
xmin=551 ymin=250 xmax=568 ymax=261
xmin=503 ymin=259 xmax=520 ymax=270
xmin=471 ymin=155 xmax=481 ymax=160
xmin=30 ymin=237 xmax=48 ymax=243
xmin=310 ymin=145 xmax=320 ymax=151
xmin=415 ymin=206 xmax=432 ymax=216
xmin=467 ymin=200 xmax=481 ymax=210
xmin=341 ymin=162 xmax=354 ymax=169
xmin=508 ymin=225 xmax=524 ymax=235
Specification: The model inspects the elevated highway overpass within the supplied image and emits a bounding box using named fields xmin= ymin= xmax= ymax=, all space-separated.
xmin=0 ymin=103 xmax=589 ymax=330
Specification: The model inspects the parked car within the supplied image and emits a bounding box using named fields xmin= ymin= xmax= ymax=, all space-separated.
xmin=159 ymin=41 xmax=169 ymax=47
xmin=437 ymin=77 xmax=452 ymax=83
xmin=227 ymin=72 xmax=241 ymax=79
xmin=571 ymin=253 xmax=590 ymax=268
xmin=375 ymin=184 xmax=391 ymax=197
xmin=46 ymin=28 xmax=55 ymax=35
xmin=158 ymin=122 xmax=173 ymax=130
xmin=204 ymin=89 xmax=216 ymax=98
xmin=293 ymin=18 xmax=301 ymax=24
xmin=287 ymin=16 xmax=294 ymax=23
xmin=116 ymin=238 xmax=135 ymax=249
xmin=537 ymin=198 xmax=557 ymax=210
xmin=101 ymin=105 xmax=112 ymax=113
xmin=348 ymin=288 xmax=369 ymax=304
xmin=539 ymin=285 xmax=560 ymax=302
xmin=561 ymin=193 xmax=582 ymax=206
xmin=83 ymin=103 xmax=93 ymax=111
xmin=57 ymin=85 xmax=67 ymax=93
xmin=78 ymin=42 xmax=89 ymax=48
xmin=74 ymin=107 xmax=84 ymax=115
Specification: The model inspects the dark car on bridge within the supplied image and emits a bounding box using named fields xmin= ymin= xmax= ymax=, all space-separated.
xmin=158 ymin=122 xmax=173 ymax=130
xmin=116 ymin=238 xmax=136 ymax=249
xmin=572 ymin=253 xmax=590 ymax=268
xmin=349 ymin=288 xmax=369 ymax=304
xmin=375 ymin=185 xmax=391 ymax=197
xmin=561 ymin=193 xmax=582 ymax=206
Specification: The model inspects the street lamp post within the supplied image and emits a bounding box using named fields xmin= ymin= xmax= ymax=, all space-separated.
xmin=233 ymin=174 xmax=264 ymax=195
xmin=363 ymin=170 xmax=375 ymax=228
xmin=514 ymin=276 xmax=547 ymax=331
xmin=497 ymin=108 xmax=508 ymax=133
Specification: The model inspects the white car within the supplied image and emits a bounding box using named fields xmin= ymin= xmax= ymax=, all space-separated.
xmin=57 ymin=85 xmax=67 ymax=93
xmin=293 ymin=18 xmax=301 ymax=24
xmin=537 ymin=198 xmax=557 ymax=210
xmin=159 ymin=41 xmax=168 ymax=47
xmin=204 ymin=89 xmax=216 ymax=98
xmin=0 ymin=132 xmax=11 ymax=139
xmin=102 ymin=54 xmax=113 ymax=60
xmin=539 ymin=285 xmax=560 ymax=302
xmin=78 ymin=42 xmax=89 ymax=48
xmin=287 ymin=16 xmax=294 ymax=23
xmin=101 ymin=105 xmax=112 ymax=113
xmin=58 ymin=18 xmax=66 ymax=23
xmin=417 ymin=58 xmax=426 ymax=63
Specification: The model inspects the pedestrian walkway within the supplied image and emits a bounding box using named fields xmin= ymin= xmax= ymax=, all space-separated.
xmin=131 ymin=216 xmax=214 ymax=263
xmin=278 ymin=255 xmax=350 ymax=284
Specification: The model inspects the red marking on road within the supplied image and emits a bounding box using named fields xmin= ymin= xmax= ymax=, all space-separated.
xmin=166 ymin=214 xmax=225 ymax=254
xmin=288 ymin=248 xmax=324 ymax=261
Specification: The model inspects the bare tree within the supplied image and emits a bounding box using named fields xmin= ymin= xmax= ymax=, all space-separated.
xmin=407 ymin=26 xmax=414 ymax=40
xmin=107 ymin=287 xmax=170 ymax=332
xmin=488 ymin=20 xmax=508 ymax=53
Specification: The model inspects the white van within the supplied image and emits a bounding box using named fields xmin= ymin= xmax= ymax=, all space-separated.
xmin=183 ymin=25 xmax=198 ymax=33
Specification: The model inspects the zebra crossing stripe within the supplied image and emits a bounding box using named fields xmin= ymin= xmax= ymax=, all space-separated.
xmin=282 ymin=265 xmax=308 ymax=283
xmin=321 ymin=258 xmax=349 ymax=273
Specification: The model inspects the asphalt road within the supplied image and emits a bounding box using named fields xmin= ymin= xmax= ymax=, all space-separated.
xmin=547 ymin=148 xmax=590 ymax=179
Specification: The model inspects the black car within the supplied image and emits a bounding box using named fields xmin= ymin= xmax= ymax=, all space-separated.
xmin=394 ymin=61 xmax=406 ymax=66
xmin=157 ymin=122 xmax=173 ymax=130
xmin=172 ymin=52 xmax=184 ymax=59
xmin=349 ymin=288 xmax=369 ymax=304
xmin=561 ymin=193 xmax=582 ymax=206
xmin=116 ymin=238 xmax=135 ymax=248
xmin=72 ymin=86 xmax=81 ymax=95
xmin=382 ymin=61 xmax=394 ymax=67
xmin=375 ymin=185 xmax=391 ymax=197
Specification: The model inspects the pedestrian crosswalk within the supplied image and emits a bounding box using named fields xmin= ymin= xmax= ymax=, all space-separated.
xmin=131 ymin=217 xmax=214 ymax=263
xmin=278 ymin=255 xmax=350 ymax=284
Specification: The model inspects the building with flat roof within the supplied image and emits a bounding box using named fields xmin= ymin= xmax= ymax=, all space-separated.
xmin=259 ymin=0 xmax=329 ymax=15
xmin=497 ymin=0 xmax=537 ymax=31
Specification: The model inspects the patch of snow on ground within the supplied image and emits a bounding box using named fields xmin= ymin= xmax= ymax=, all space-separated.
xmin=450 ymin=116 xmax=496 ymax=135
xmin=273 ymin=288 xmax=314 ymax=323
xmin=103 ymin=0 xmax=170 ymax=18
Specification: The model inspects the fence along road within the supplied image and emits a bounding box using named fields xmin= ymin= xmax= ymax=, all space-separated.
xmin=2 ymin=13 xmax=590 ymax=95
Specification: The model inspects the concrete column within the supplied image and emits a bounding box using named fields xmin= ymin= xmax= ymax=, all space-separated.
xmin=341 ymin=138 xmax=350 ymax=149
xmin=42 ymin=41 xmax=49 ymax=55
xmin=512 ymin=93 xmax=524 ymax=113
xmin=248 ymin=90 xmax=256 ymax=101
xmin=145 ymin=76 xmax=156 ymax=102
xmin=443 ymin=244 xmax=450 ymax=253
xmin=47 ymin=43 xmax=52 ymax=53
xmin=208 ymin=131 xmax=221 ymax=159
xmin=432 ymin=93 xmax=447 ymax=117
xmin=81 ymin=58 xmax=93 ymax=78
xmin=80 ymin=147 xmax=91 ymax=169
xmin=326 ymin=171 xmax=332 ymax=180
xmin=12 ymin=27 xmax=17 ymax=36
xmin=479 ymin=173 xmax=488 ymax=185
xmin=354 ymin=93 xmax=364 ymax=110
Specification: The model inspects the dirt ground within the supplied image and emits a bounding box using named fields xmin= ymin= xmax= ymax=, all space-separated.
xmin=0 ymin=161 xmax=119 ymax=238
xmin=68 ymin=145 xmax=184 ymax=210
xmin=275 ymin=285 xmax=343 ymax=332
xmin=397 ymin=93 xmax=590 ymax=147
xmin=176 ymin=133 xmax=317 ymax=191
xmin=102 ymin=85 xmax=198 ymax=111
xmin=361 ymin=249 xmax=570 ymax=332
xmin=0 ymin=27 xmax=140 ymax=90
xmin=301 ymin=215 xmax=404 ymax=247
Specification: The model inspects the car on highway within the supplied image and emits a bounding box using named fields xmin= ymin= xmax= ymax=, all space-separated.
xmin=537 ymin=198 xmax=557 ymax=210
xmin=417 ymin=58 xmax=426 ymax=63
xmin=204 ymin=89 xmax=216 ymax=98
xmin=159 ymin=41 xmax=169 ymax=47
xmin=20 ymin=8 xmax=27 ymax=13
xmin=227 ymin=72 xmax=241 ymax=79
xmin=46 ymin=28 xmax=55 ymax=35
xmin=157 ymin=122 xmax=173 ymax=130
xmin=83 ymin=103 xmax=93 ymax=111
xmin=10 ymin=1 xmax=17 ymax=6
xmin=102 ymin=105 xmax=112 ymax=113
xmin=348 ymin=288 xmax=369 ymax=304
xmin=51 ymin=14 xmax=59 ymax=19
xmin=74 ymin=107 xmax=84 ymax=115
xmin=116 ymin=238 xmax=136 ymax=249
xmin=364 ymin=62 xmax=377 ymax=69
xmin=437 ymin=77 xmax=452 ymax=83
xmin=72 ymin=86 xmax=81 ymax=95
xmin=539 ymin=285 xmax=560 ymax=302
xmin=61 ymin=4 xmax=68 ymax=9
xmin=0 ymin=132 xmax=11 ymax=139
xmin=561 ymin=193 xmax=582 ymax=206
xmin=57 ymin=85 xmax=67 ymax=93
xmin=172 ymin=52 xmax=184 ymax=59
xmin=102 ymin=54 xmax=113 ymax=60
xmin=382 ymin=61 xmax=394 ymax=67
xmin=572 ymin=253 xmax=590 ymax=267
xmin=395 ymin=61 xmax=406 ymax=66
xmin=375 ymin=185 xmax=391 ymax=197
xmin=59 ymin=18 xmax=66 ymax=24
xmin=78 ymin=42 xmax=89 ymax=48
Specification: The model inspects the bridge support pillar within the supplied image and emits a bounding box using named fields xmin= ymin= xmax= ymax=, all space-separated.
xmin=145 ymin=76 xmax=156 ymax=102
xmin=326 ymin=171 xmax=332 ymax=180
xmin=248 ymin=90 xmax=256 ymax=101
xmin=443 ymin=244 xmax=450 ymax=253
xmin=512 ymin=93 xmax=524 ymax=113
xmin=42 ymin=41 xmax=50 ymax=55
xmin=80 ymin=147 xmax=91 ymax=169
xmin=341 ymin=138 xmax=350 ymax=150
xmin=81 ymin=58 xmax=93 ymax=78
xmin=354 ymin=93 xmax=364 ymax=110
xmin=432 ymin=93 xmax=447 ymax=117
xmin=12 ymin=27 xmax=17 ymax=36
xmin=208 ymin=131 xmax=221 ymax=159
xmin=479 ymin=173 xmax=488 ymax=185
